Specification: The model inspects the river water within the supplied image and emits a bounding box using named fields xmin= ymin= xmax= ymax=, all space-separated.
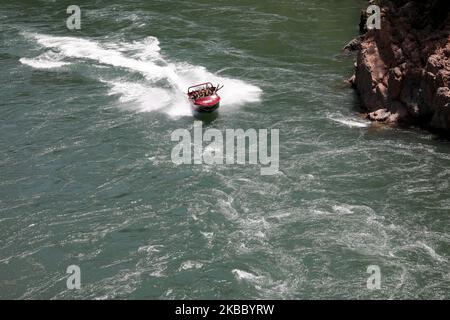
xmin=1 ymin=0 xmax=450 ymax=299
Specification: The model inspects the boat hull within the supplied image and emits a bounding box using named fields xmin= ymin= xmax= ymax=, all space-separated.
xmin=190 ymin=94 xmax=221 ymax=113
xmin=191 ymin=101 xmax=220 ymax=113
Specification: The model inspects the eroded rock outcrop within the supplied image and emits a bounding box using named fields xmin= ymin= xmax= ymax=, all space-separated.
xmin=348 ymin=0 xmax=450 ymax=132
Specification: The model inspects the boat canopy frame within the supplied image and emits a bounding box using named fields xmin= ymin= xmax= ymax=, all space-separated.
xmin=188 ymin=82 xmax=214 ymax=94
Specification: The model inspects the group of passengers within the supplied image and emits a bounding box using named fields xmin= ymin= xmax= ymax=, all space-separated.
xmin=190 ymin=87 xmax=216 ymax=100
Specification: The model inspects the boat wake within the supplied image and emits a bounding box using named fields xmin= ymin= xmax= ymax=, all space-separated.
xmin=20 ymin=50 xmax=70 ymax=69
xmin=20 ymin=33 xmax=262 ymax=116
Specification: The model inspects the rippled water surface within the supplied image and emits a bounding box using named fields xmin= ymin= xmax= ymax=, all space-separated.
xmin=1 ymin=0 xmax=450 ymax=299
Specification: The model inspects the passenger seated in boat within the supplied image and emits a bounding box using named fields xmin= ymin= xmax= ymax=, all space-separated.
xmin=191 ymin=87 xmax=215 ymax=100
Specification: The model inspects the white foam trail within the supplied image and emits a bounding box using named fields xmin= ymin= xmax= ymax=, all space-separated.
xmin=232 ymin=269 xmax=261 ymax=281
xmin=416 ymin=242 xmax=446 ymax=263
xmin=22 ymin=33 xmax=262 ymax=116
xmin=20 ymin=51 xmax=70 ymax=69
xmin=33 ymin=34 xmax=168 ymax=78
xmin=179 ymin=261 xmax=203 ymax=271
xmin=328 ymin=114 xmax=370 ymax=128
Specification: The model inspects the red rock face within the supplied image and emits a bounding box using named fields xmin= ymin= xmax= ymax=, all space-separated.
xmin=350 ymin=0 xmax=450 ymax=131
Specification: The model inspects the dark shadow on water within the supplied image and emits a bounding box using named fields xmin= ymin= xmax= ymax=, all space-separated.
xmin=193 ymin=111 xmax=219 ymax=124
xmin=348 ymin=77 xmax=450 ymax=142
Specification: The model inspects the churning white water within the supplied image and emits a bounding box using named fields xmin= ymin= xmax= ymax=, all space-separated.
xmin=21 ymin=33 xmax=262 ymax=116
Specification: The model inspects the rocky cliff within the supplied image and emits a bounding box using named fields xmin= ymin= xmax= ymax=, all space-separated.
xmin=347 ymin=0 xmax=450 ymax=132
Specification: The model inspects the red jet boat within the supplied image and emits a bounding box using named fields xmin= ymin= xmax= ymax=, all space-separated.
xmin=187 ymin=82 xmax=223 ymax=113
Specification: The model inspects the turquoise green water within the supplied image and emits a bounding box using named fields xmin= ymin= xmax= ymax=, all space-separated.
xmin=1 ymin=0 xmax=450 ymax=299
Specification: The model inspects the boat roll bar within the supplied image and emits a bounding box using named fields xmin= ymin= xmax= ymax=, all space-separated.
xmin=188 ymin=82 xmax=214 ymax=94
